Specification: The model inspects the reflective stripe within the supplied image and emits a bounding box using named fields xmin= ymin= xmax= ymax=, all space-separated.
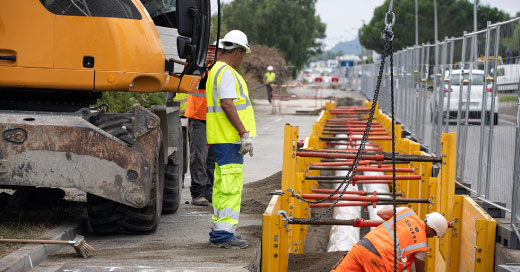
xmin=208 ymin=64 xmax=251 ymax=113
xmin=382 ymin=210 xmax=416 ymax=268
xmin=401 ymin=242 xmax=428 ymax=256
xmin=207 ymin=103 xmax=247 ymax=113
xmin=189 ymin=92 xmax=206 ymax=98
xmin=213 ymin=208 xmax=240 ymax=221
xmin=229 ymin=69 xmax=252 ymax=107
xmin=211 ymin=221 xmax=236 ymax=233
xmin=358 ymin=237 xmax=381 ymax=257
xmin=210 ymin=65 xmax=228 ymax=114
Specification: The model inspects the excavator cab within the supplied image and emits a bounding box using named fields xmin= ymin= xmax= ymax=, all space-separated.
xmin=0 ymin=0 xmax=211 ymax=234
xmin=0 ymin=0 xmax=210 ymax=95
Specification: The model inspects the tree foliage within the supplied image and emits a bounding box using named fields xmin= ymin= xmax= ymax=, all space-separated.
xmin=359 ymin=0 xmax=510 ymax=53
xmin=212 ymin=0 xmax=326 ymax=70
xmin=96 ymin=92 xmax=166 ymax=113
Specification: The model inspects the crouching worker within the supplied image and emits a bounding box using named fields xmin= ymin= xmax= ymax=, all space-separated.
xmin=331 ymin=207 xmax=449 ymax=272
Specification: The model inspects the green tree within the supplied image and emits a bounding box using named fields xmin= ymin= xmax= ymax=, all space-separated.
xmin=359 ymin=0 xmax=510 ymax=53
xmin=213 ymin=0 xmax=326 ymax=71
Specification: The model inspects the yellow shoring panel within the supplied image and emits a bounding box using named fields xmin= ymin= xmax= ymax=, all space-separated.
xmin=447 ymin=195 xmax=463 ymax=271
xmin=418 ymin=152 xmax=433 ymax=219
xmin=398 ymin=139 xmax=410 ymax=198
xmin=457 ymin=196 xmax=496 ymax=272
xmin=279 ymin=124 xmax=300 ymax=270
xmin=262 ymin=195 xmax=282 ymax=272
xmin=439 ymin=133 xmax=457 ymax=261
xmin=408 ymin=142 xmax=421 ymax=212
xmin=426 ymin=176 xmax=440 ymax=271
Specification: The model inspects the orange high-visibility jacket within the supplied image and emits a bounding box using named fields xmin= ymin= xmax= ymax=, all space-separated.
xmin=185 ymin=88 xmax=207 ymax=120
xmin=365 ymin=208 xmax=428 ymax=271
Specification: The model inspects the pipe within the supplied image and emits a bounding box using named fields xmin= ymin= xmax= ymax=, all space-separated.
xmin=309 ymin=166 xmax=414 ymax=173
xmin=297 ymin=151 xmax=442 ymax=163
xmin=310 ymin=201 xmax=410 ymax=208
xmin=304 ymin=175 xmax=422 ymax=181
xmin=312 ymin=189 xmax=402 ymax=196
xmin=289 ymin=218 xmax=384 ymax=227
xmin=364 ymin=171 xmax=392 ymax=230
xmin=327 ymin=137 xmax=360 ymax=252
xmin=310 ymin=161 xmax=372 ymax=166
xmin=300 ymin=194 xmax=430 ymax=203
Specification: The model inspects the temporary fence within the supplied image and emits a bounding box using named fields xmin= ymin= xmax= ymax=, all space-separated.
xmin=261 ymin=102 xmax=496 ymax=271
xmin=346 ymin=17 xmax=520 ymax=237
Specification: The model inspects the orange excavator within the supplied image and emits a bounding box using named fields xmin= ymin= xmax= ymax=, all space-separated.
xmin=0 ymin=0 xmax=210 ymax=234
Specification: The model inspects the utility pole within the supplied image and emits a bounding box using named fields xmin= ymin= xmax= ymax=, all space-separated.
xmin=415 ymin=0 xmax=419 ymax=45
xmin=474 ymin=0 xmax=478 ymax=33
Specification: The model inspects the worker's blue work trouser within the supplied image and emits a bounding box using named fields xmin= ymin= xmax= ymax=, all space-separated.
xmin=209 ymin=143 xmax=244 ymax=243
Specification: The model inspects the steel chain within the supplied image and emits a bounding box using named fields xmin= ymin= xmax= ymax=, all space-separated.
xmin=288 ymin=33 xmax=392 ymax=224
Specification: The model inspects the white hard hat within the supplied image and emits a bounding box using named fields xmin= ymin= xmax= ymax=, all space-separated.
xmin=220 ymin=30 xmax=251 ymax=53
xmin=426 ymin=212 xmax=448 ymax=238
xmin=267 ymin=66 xmax=273 ymax=71
xmin=212 ymin=41 xmax=224 ymax=49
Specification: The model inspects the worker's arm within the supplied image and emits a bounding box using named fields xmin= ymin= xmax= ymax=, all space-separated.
xmin=376 ymin=207 xmax=395 ymax=221
xmin=415 ymin=259 xmax=425 ymax=272
xmin=220 ymin=98 xmax=247 ymax=135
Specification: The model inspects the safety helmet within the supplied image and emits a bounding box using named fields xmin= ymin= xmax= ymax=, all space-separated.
xmin=267 ymin=66 xmax=273 ymax=71
xmin=425 ymin=212 xmax=448 ymax=238
xmin=212 ymin=41 xmax=224 ymax=49
xmin=220 ymin=30 xmax=251 ymax=53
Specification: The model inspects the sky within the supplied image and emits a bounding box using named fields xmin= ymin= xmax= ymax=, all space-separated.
xmin=210 ymin=0 xmax=520 ymax=50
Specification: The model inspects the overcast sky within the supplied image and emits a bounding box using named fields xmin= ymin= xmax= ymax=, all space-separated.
xmin=210 ymin=0 xmax=520 ymax=49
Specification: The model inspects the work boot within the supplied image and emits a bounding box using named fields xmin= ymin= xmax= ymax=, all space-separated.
xmin=210 ymin=237 xmax=248 ymax=249
xmin=205 ymin=194 xmax=212 ymax=203
xmin=192 ymin=196 xmax=209 ymax=206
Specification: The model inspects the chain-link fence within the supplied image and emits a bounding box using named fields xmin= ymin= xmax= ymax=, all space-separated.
xmin=345 ymin=17 xmax=520 ymax=235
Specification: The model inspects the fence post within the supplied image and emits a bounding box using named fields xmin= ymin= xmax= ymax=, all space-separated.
xmin=512 ymin=96 xmax=520 ymax=240
xmin=455 ymin=32 xmax=468 ymax=183
xmin=484 ymin=24 xmax=501 ymax=198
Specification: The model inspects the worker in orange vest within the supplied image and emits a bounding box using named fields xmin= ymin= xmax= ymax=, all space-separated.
xmin=185 ymin=43 xmax=222 ymax=206
xmin=331 ymin=207 xmax=449 ymax=272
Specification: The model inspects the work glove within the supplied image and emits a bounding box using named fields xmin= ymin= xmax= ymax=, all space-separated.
xmin=238 ymin=132 xmax=254 ymax=157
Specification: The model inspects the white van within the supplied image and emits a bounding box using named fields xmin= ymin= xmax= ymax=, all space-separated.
xmin=496 ymin=64 xmax=520 ymax=92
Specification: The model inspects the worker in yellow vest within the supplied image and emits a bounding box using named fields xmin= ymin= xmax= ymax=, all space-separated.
xmin=263 ymin=66 xmax=276 ymax=103
xmin=206 ymin=30 xmax=255 ymax=249
xmin=331 ymin=207 xmax=449 ymax=272
xmin=185 ymin=43 xmax=222 ymax=206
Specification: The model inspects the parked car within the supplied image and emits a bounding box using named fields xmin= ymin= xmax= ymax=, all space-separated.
xmin=430 ymin=70 xmax=499 ymax=125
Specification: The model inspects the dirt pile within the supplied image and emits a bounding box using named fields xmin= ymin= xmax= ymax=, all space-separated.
xmin=241 ymin=171 xmax=282 ymax=214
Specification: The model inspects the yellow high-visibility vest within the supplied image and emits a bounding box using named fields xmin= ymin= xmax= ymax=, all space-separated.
xmin=264 ymin=72 xmax=276 ymax=87
xmin=206 ymin=61 xmax=256 ymax=144
xmin=173 ymin=93 xmax=188 ymax=116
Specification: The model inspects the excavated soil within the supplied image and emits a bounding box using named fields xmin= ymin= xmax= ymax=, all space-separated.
xmin=242 ymin=171 xmax=282 ymax=214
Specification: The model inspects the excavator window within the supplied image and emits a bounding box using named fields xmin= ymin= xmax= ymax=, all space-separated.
xmin=38 ymin=0 xmax=142 ymax=20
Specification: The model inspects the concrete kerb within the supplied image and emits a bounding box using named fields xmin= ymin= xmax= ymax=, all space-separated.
xmin=0 ymin=215 xmax=88 ymax=272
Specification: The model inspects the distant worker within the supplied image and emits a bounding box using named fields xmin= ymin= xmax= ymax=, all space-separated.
xmin=185 ymin=43 xmax=222 ymax=206
xmin=331 ymin=207 xmax=449 ymax=272
xmin=263 ymin=65 xmax=276 ymax=103
xmin=206 ymin=30 xmax=256 ymax=249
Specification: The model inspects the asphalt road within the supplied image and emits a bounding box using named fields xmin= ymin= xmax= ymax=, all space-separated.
xmin=32 ymin=88 xmax=362 ymax=272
